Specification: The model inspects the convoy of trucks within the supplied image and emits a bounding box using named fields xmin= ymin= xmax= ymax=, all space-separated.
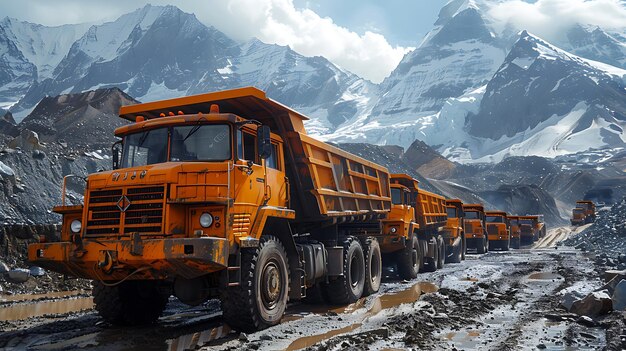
xmin=28 ymin=87 xmax=558 ymax=333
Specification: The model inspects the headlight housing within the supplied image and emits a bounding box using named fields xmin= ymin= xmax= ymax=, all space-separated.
xmin=199 ymin=213 xmax=213 ymax=228
xmin=70 ymin=219 xmax=82 ymax=233
xmin=390 ymin=227 xmax=397 ymax=233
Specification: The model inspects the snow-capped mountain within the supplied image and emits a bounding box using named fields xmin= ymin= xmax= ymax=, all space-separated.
xmin=0 ymin=18 xmax=89 ymax=110
xmin=1 ymin=1 xmax=626 ymax=163
xmin=6 ymin=4 xmax=373 ymax=131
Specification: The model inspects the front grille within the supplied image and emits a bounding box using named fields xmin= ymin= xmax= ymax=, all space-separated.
xmin=487 ymin=226 xmax=498 ymax=235
xmin=85 ymin=186 xmax=165 ymax=237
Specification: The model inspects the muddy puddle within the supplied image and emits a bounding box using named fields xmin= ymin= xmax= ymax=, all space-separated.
xmin=524 ymin=318 xmax=606 ymax=350
xmin=0 ymin=296 xmax=94 ymax=321
xmin=444 ymin=330 xmax=482 ymax=349
xmin=0 ymin=290 xmax=87 ymax=303
xmin=284 ymin=281 xmax=438 ymax=350
xmin=167 ymin=324 xmax=232 ymax=351
xmin=527 ymin=272 xmax=564 ymax=281
xmin=285 ymin=324 xmax=363 ymax=351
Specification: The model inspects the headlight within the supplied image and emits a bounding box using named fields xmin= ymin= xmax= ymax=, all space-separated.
xmin=200 ymin=213 xmax=213 ymax=228
xmin=390 ymin=227 xmax=397 ymax=233
xmin=70 ymin=220 xmax=82 ymax=233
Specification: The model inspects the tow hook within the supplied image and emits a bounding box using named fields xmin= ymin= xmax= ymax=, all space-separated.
xmin=98 ymin=250 xmax=115 ymax=274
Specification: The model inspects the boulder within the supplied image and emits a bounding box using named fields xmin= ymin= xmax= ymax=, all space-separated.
xmin=570 ymin=290 xmax=613 ymax=317
xmin=612 ymin=279 xmax=626 ymax=311
xmin=6 ymin=268 xmax=30 ymax=283
xmin=29 ymin=266 xmax=46 ymax=277
xmin=8 ymin=129 xmax=41 ymax=151
xmin=561 ymin=291 xmax=584 ymax=311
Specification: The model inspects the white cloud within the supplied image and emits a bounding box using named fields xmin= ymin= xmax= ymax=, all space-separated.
xmin=487 ymin=0 xmax=626 ymax=43
xmin=195 ymin=0 xmax=413 ymax=83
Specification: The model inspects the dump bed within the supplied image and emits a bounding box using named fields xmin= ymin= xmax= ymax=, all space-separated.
xmin=118 ymin=87 xmax=391 ymax=224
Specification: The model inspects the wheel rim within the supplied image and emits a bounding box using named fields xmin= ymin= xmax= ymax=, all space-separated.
xmin=261 ymin=259 xmax=282 ymax=310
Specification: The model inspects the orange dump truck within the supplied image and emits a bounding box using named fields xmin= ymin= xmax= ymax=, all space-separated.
xmin=508 ymin=216 xmax=522 ymax=249
xmin=463 ymin=204 xmax=488 ymax=254
xmin=485 ymin=211 xmax=510 ymax=251
xmin=29 ymin=87 xmax=397 ymax=332
xmin=380 ymin=175 xmax=448 ymax=276
xmin=518 ymin=215 xmax=543 ymax=245
xmin=571 ymin=201 xmax=596 ymax=225
xmin=443 ymin=199 xmax=466 ymax=263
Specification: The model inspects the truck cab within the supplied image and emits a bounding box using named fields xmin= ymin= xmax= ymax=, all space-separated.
xmin=485 ymin=211 xmax=510 ymax=251
xmin=518 ymin=216 xmax=539 ymax=245
xmin=443 ymin=199 xmax=465 ymax=263
xmin=462 ymin=204 xmax=488 ymax=254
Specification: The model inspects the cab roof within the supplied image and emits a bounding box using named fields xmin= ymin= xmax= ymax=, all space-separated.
xmin=118 ymin=87 xmax=309 ymax=133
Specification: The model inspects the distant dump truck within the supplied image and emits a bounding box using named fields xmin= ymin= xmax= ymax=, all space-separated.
xmin=485 ymin=211 xmax=510 ymax=251
xmin=571 ymin=201 xmax=596 ymax=225
xmin=384 ymin=175 xmax=448 ymax=274
xmin=462 ymin=204 xmax=488 ymax=254
xmin=29 ymin=87 xmax=399 ymax=332
xmin=518 ymin=215 xmax=544 ymax=245
xmin=508 ymin=216 xmax=522 ymax=249
xmin=443 ymin=199 xmax=466 ymax=263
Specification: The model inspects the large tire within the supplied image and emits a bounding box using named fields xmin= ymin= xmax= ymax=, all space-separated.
xmin=422 ymin=238 xmax=438 ymax=273
xmin=397 ymin=235 xmax=422 ymax=280
xmin=476 ymin=237 xmax=487 ymax=254
xmin=436 ymin=236 xmax=445 ymax=269
xmin=363 ymin=237 xmax=382 ymax=296
xmin=511 ymin=237 xmax=520 ymax=249
xmin=222 ymin=235 xmax=290 ymax=332
xmin=323 ymin=236 xmax=365 ymax=305
xmin=92 ymin=280 xmax=169 ymax=325
xmin=503 ymin=239 xmax=510 ymax=251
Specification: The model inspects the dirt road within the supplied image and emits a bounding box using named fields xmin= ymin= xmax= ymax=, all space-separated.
xmin=0 ymin=226 xmax=616 ymax=350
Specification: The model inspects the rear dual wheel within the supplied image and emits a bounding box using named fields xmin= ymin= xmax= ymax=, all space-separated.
xmin=363 ymin=237 xmax=382 ymax=296
xmin=398 ymin=235 xmax=423 ymax=280
xmin=93 ymin=280 xmax=170 ymax=325
xmin=323 ymin=236 xmax=366 ymax=304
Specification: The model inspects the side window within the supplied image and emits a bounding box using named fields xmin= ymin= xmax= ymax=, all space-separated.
xmin=266 ymin=143 xmax=279 ymax=170
xmin=242 ymin=132 xmax=257 ymax=163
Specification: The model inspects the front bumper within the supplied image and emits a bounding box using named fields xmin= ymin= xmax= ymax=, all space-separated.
xmin=28 ymin=237 xmax=229 ymax=281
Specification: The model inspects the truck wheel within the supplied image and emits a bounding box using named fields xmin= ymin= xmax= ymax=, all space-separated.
xmin=503 ymin=239 xmax=510 ymax=251
xmin=398 ymin=235 xmax=422 ymax=279
xmin=476 ymin=237 xmax=487 ymax=254
xmin=436 ymin=236 xmax=445 ymax=269
xmin=222 ymin=235 xmax=290 ymax=332
xmin=323 ymin=236 xmax=365 ymax=304
xmin=93 ymin=280 xmax=169 ymax=325
xmin=363 ymin=237 xmax=382 ymax=296
xmin=422 ymin=238 xmax=438 ymax=273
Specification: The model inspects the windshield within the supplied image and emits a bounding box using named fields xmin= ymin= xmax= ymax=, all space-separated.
xmin=520 ymin=219 xmax=533 ymax=225
xmin=573 ymin=208 xmax=584 ymax=214
xmin=465 ymin=211 xmax=479 ymax=219
xmin=446 ymin=207 xmax=457 ymax=218
xmin=122 ymin=128 xmax=168 ymax=168
xmin=391 ymin=188 xmax=403 ymax=205
xmin=510 ymin=220 xmax=519 ymax=226
xmin=121 ymin=125 xmax=231 ymax=168
xmin=486 ymin=216 xmax=504 ymax=223
xmin=171 ymin=125 xmax=230 ymax=161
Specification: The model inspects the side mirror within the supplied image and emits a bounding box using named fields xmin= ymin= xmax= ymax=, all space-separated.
xmin=112 ymin=141 xmax=122 ymax=170
xmin=257 ymin=125 xmax=271 ymax=160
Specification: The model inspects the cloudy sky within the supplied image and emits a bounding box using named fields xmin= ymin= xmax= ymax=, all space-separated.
xmin=2 ymin=0 xmax=626 ymax=83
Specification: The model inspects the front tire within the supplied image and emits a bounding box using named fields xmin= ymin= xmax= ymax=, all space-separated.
xmin=397 ymin=235 xmax=422 ymax=280
xmin=93 ymin=280 xmax=169 ymax=325
xmin=363 ymin=237 xmax=382 ymax=296
xmin=476 ymin=237 xmax=487 ymax=254
xmin=436 ymin=236 xmax=445 ymax=269
xmin=323 ymin=236 xmax=365 ymax=304
xmin=222 ymin=235 xmax=290 ymax=332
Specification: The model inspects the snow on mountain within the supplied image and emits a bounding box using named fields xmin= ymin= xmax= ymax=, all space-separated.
xmin=435 ymin=31 xmax=626 ymax=163
xmin=563 ymin=25 xmax=626 ymax=70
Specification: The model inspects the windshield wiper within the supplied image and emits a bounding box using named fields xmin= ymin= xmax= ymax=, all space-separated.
xmin=138 ymin=130 xmax=151 ymax=146
xmin=183 ymin=117 xmax=208 ymax=142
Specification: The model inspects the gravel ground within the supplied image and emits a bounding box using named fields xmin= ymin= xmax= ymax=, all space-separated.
xmin=0 ymin=226 xmax=623 ymax=351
